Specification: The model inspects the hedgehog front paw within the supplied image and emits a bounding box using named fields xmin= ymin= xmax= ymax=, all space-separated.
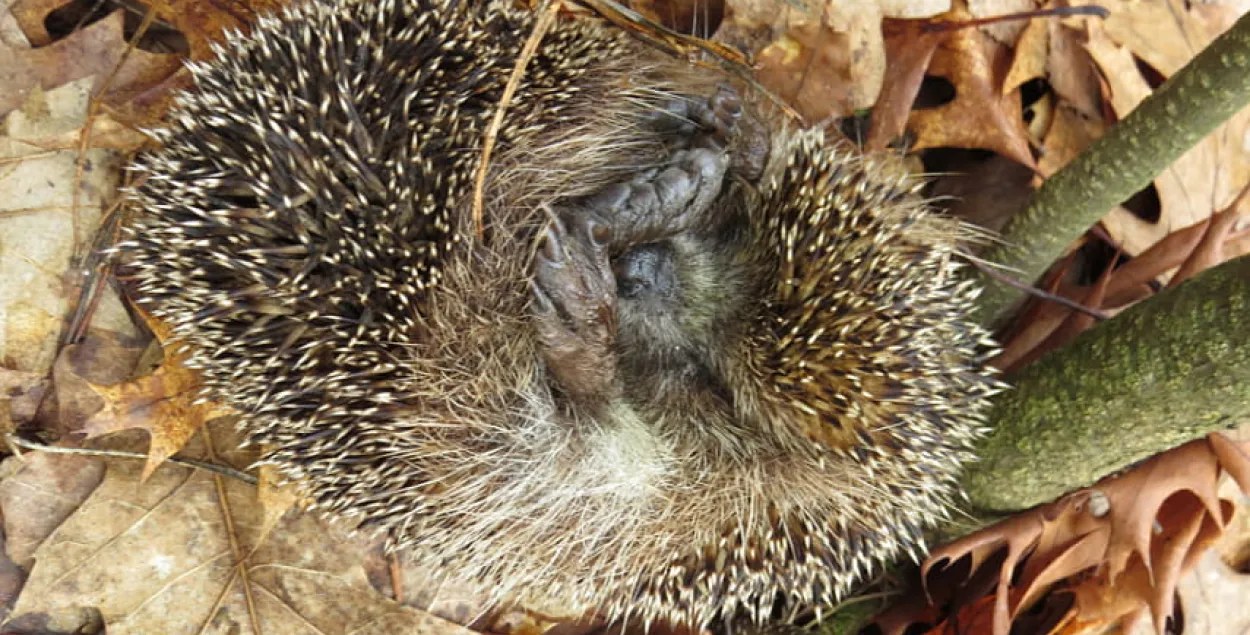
xmin=689 ymin=85 xmax=742 ymax=151
xmin=588 ymin=146 xmax=729 ymax=245
xmin=645 ymin=85 xmax=742 ymax=151
xmin=532 ymin=210 xmax=618 ymax=401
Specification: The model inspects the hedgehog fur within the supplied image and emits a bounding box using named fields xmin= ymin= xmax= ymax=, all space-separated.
xmin=120 ymin=0 xmax=1001 ymax=628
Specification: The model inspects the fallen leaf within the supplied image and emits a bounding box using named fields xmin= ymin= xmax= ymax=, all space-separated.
xmin=1166 ymin=184 xmax=1249 ymax=288
xmin=0 ymin=452 xmax=104 ymax=569
xmin=1044 ymin=14 xmax=1104 ymax=120
xmin=1036 ymin=102 xmax=1105 ymax=178
xmin=868 ymin=19 xmax=944 ymax=149
xmin=1001 ymin=10 xmax=1047 ymax=96
xmin=873 ymin=435 xmax=1250 ymax=635
xmin=79 ymin=311 xmax=230 ymax=481
xmin=908 ymin=18 xmax=1036 ymax=168
xmin=7 ymin=420 xmax=472 ymax=635
xmin=142 ymin=0 xmax=286 ymax=61
xmin=255 ymin=463 xmax=299 ymax=544
xmin=0 ymin=369 xmax=47 ymax=427
xmin=1 ymin=79 xmax=127 ymax=375
xmin=755 ymin=18 xmax=883 ymax=123
xmin=0 ymin=11 xmax=181 ymax=119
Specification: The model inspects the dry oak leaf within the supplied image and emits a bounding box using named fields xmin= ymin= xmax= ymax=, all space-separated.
xmin=752 ymin=11 xmax=886 ymax=124
xmin=0 ymin=452 xmax=104 ymax=570
xmin=881 ymin=435 xmax=1250 ymax=635
xmin=1035 ymin=101 xmax=1105 ymax=179
xmin=140 ymin=0 xmax=287 ymax=61
xmin=868 ymin=8 xmax=1047 ymax=170
xmin=79 ymin=315 xmax=229 ymax=481
xmin=1002 ymin=3 xmax=1103 ymax=122
xmin=1126 ymin=473 xmax=1250 ymax=635
xmin=6 ymin=424 xmax=472 ymax=635
xmin=867 ymin=18 xmax=944 ymax=150
xmin=722 ymin=0 xmax=892 ymax=124
xmin=906 ymin=13 xmax=1035 ymax=169
xmin=0 ymin=9 xmax=181 ymax=119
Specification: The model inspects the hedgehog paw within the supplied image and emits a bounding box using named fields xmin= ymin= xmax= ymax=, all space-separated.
xmin=646 ymin=85 xmax=742 ymax=151
xmin=532 ymin=210 xmax=618 ymax=401
xmin=689 ymin=85 xmax=742 ymax=151
xmin=588 ymin=145 xmax=729 ymax=244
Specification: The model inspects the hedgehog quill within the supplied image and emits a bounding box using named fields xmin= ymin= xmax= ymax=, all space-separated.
xmin=119 ymin=0 xmax=1002 ymax=628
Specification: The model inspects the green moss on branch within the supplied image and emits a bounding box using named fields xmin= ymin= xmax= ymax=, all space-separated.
xmin=963 ymin=255 xmax=1250 ymax=512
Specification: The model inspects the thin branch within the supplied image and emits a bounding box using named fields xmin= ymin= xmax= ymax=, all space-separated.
xmin=968 ymin=259 xmax=1110 ymax=321
xmin=5 ymin=434 xmax=258 ymax=485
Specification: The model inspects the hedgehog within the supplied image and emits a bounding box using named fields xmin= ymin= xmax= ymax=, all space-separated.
xmin=117 ymin=0 xmax=1001 ymax=629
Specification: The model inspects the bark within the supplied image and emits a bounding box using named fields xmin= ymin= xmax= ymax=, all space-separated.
xmin=973 ymin=11 xmax=1250 ymax=326
xmin=961 ymin=254 xmax=1250 ymax=512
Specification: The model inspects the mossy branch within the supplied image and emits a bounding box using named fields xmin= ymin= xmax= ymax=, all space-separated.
xmin=974 ymin=11 xmax=1250 ymax=326
xmin=961 ymin=254 xmax=1250 ymax=512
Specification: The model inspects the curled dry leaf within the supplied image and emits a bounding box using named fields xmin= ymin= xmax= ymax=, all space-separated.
xmin=754 ymin=19 xmax=882 ymax=124
xmin=868 ymin=19 xmax=944 ymax=148
xmin=989 ymin=249 xmax=1079 ymax=372
xmin=1001 ymin=252 xmax=1112 ymax=372
xmin=724 ymin=0 xmax=888 ymax=124
xmin=872 ymin=434 xmax=1250 ymax=635
xmin=906 ymin=14 xmax=1035 ymax=169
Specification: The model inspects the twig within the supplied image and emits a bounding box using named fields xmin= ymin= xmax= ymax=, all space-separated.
xmin=5 ymin=434 xmax=258 ymax=485
xmin=968 ymin=259 xmax=1111 ymax=321
xmin=471 ymin=0 xmax=561 ymax=239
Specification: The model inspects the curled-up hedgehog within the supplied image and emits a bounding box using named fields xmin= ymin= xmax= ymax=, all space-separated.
xmin=119 ymin=0 xmax=1001 ymax=628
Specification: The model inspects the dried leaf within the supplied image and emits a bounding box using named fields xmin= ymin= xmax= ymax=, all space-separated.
xmin=1167 ymin=184 xmax=1249 ymax=288
xmin=868 ymin=19 xmax=944 ymax=149
xmin=1010 ymin=256 xmax=1112 ymax=369
xmin=1002 ymin=12 xmax=1047 ymax=96
xmin=79 ymin=314 xmax=227 ymax=481
xmin=6 ymin=421 xmax=470 ymax=634
xmin=755 ymin=18 xmax=883 ymax=123
xmin=883 ymin=435 xmax=1250 ymax=635
xmin=0 ymin=11 xmax=181 ymax=118
xmin=140 ymin=0 xmax=286 ymax=61
xmin=256 ymin=463 xmax=299 ymax=544
xmin=0 ymin=369 xmax=48 ymax=427
xmin=907 ymin=18 xmax=1036 ymax=169
xmin=1 ymin=80 xmax=128 ymax=375
xmin=1036 ymin=103 xmax=1105 ymax=178
xmin=1044 ymin=13 xmax=1104 ymax=120
xmin=0 ymin=452 xmax=104 ymax=569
